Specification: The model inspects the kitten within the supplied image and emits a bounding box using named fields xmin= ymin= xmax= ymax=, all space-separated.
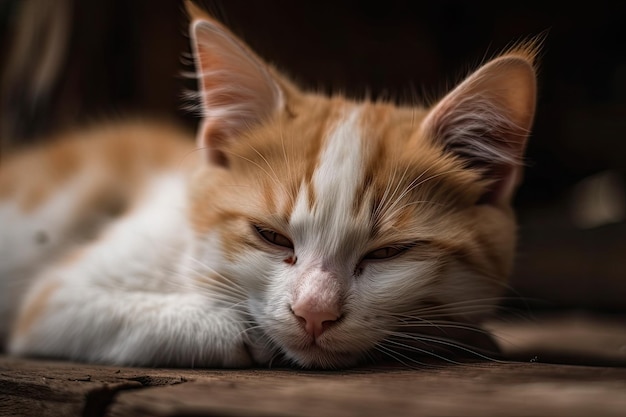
xmin=0 ymin=4 xmax=537 ymax=368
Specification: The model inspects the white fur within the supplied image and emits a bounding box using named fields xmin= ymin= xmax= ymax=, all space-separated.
xmin=0 ymin=176 xmax=99 ymax=341
xmin=7 ymin=173 xmax=252 ymax=367
xmin=0 ymin=176 xmax=94 ymax=274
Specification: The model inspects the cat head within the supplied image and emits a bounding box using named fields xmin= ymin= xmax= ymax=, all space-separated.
xmin=185 ymin=3 xmax=537 ymax=368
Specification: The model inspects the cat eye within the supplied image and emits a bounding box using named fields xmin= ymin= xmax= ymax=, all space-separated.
xmin=362 ymin=240 xmax=430 ymax=262
xmin=254 ymin=226 xmax=294 ymax=249
xmin=363 ymin=246 xmax=408 ymax=261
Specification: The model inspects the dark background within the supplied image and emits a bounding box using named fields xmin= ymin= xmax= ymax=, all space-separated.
xmin=1 ymin=0 xmax=624 ymax=312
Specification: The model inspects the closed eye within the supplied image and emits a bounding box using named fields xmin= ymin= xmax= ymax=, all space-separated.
xmin=363 ymin=245 xmax=408 ymax=261
xmin=253 ymin=225 xmax=294 ymax=249
xmin=363 ymin=241 xmax=429 ymax=261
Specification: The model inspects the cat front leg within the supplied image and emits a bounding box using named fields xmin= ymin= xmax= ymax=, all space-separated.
xmin=8 ymin=274 xmax=254 ymax=368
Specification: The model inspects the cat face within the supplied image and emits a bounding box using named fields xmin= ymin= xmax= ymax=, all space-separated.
xmin=185 ymin=3 xmax=536 ymax=368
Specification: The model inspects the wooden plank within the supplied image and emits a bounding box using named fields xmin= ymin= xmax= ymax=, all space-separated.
xmin=106 ymin=363 xmax=626 ymax=417
xmin=0 ymin=357 xmax=190 ymax=417
xmin=487 ymin=312 xmax=626 ymax=366
xmin=2 ymin=356 xmax=626 ymax=417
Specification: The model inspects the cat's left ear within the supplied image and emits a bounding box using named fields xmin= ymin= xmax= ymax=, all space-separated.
xmin=187 ymin=2 xmax=284 ymax=166
xmin=420 ymin=45 xmax=538 ymax=206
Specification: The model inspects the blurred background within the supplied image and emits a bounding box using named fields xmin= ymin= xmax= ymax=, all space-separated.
xmin=0 ymin=0 xmax=624 ymax=315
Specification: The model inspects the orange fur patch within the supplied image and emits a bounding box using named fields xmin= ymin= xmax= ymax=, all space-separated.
xmin=12 ymin=281 xmax=60 ymax=339
xmin=0 ymin=121 xmax=196 ymax=214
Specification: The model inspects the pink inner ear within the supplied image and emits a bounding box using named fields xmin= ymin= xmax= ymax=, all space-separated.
xmin=191 ymin=20 xmax=283 ymax=167
xmin=420 ymin=54 xmax=536 ymax=207
xmin=428 ymin=98 xmax=528 ymax=206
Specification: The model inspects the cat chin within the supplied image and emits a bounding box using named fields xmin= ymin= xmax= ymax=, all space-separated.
xmin=281 ymin=343 xmax=364 ymax=369
xmin=253 ymin=322 xmax=365 ymax=368
xmin=247 ymin=323 xmax=364 ymax=369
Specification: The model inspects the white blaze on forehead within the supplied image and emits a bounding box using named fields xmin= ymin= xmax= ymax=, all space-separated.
xmin=290 ymin=106 xmax=366 ymax=256
xmin=314 ymin=106 xmax=364 ymax=215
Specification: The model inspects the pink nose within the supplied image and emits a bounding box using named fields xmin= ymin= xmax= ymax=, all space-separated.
xmin=291 ymin=306 xmax=339 ymax=339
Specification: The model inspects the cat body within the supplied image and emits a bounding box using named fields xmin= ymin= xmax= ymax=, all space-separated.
xmin=0 ymin=5 xmax=537 ymax=368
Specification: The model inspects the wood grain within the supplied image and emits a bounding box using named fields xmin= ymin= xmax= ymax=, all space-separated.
xmin=2 ymin=356 xmax=626 ymax=417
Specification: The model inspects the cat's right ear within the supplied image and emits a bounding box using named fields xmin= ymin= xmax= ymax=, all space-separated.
xmin=187 ymin=2 xmax=284 ymax=166
xmin=419 ymin=44 xmax=538 ymax=207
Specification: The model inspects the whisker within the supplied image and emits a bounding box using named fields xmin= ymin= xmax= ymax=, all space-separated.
xmin=380 ymin=199 xmax=448 ymax=227
xmin=380 ymin=164 xmax=436 ymax=217
xmin=174 ymin=276 xmax=247 ymax=304
xmin=171 ymin=269 xmax=246 ymax=299
xmin=245 ymin=143 xmax=283 ymax=190
xmin=373 ymin=160 xmax=415 ymax=224
xmin=386 ymin=331 xmax=504 ymax=363
xmin=266 ymin=350 xmax=285 ymax=369
xmin=163 ymin=262 xmax=253 ymax=315
xmin=372 ymin=343 xmax=428 ymax=370
xmin=382 ymin=337 xmax=463 ymax=364
xmin=404 ymin=297 xmax=509 ymax=313
xmin=183 ymin=257 xmax=248 ymax=295
xmin=399 ymin=308 xmax=498 ymax=320
xmin=222 ymin=148 xmax=284 ymax=190
xmin=393 ymin=320 xmax=495 ymax=337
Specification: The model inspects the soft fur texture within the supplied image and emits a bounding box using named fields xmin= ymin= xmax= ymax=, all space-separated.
xmin=0 ymin=4 xmax=537 ymax=368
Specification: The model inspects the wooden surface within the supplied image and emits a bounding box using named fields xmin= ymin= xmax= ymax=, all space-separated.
xmin=2 ymin=312 xmax=626 ymax=417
